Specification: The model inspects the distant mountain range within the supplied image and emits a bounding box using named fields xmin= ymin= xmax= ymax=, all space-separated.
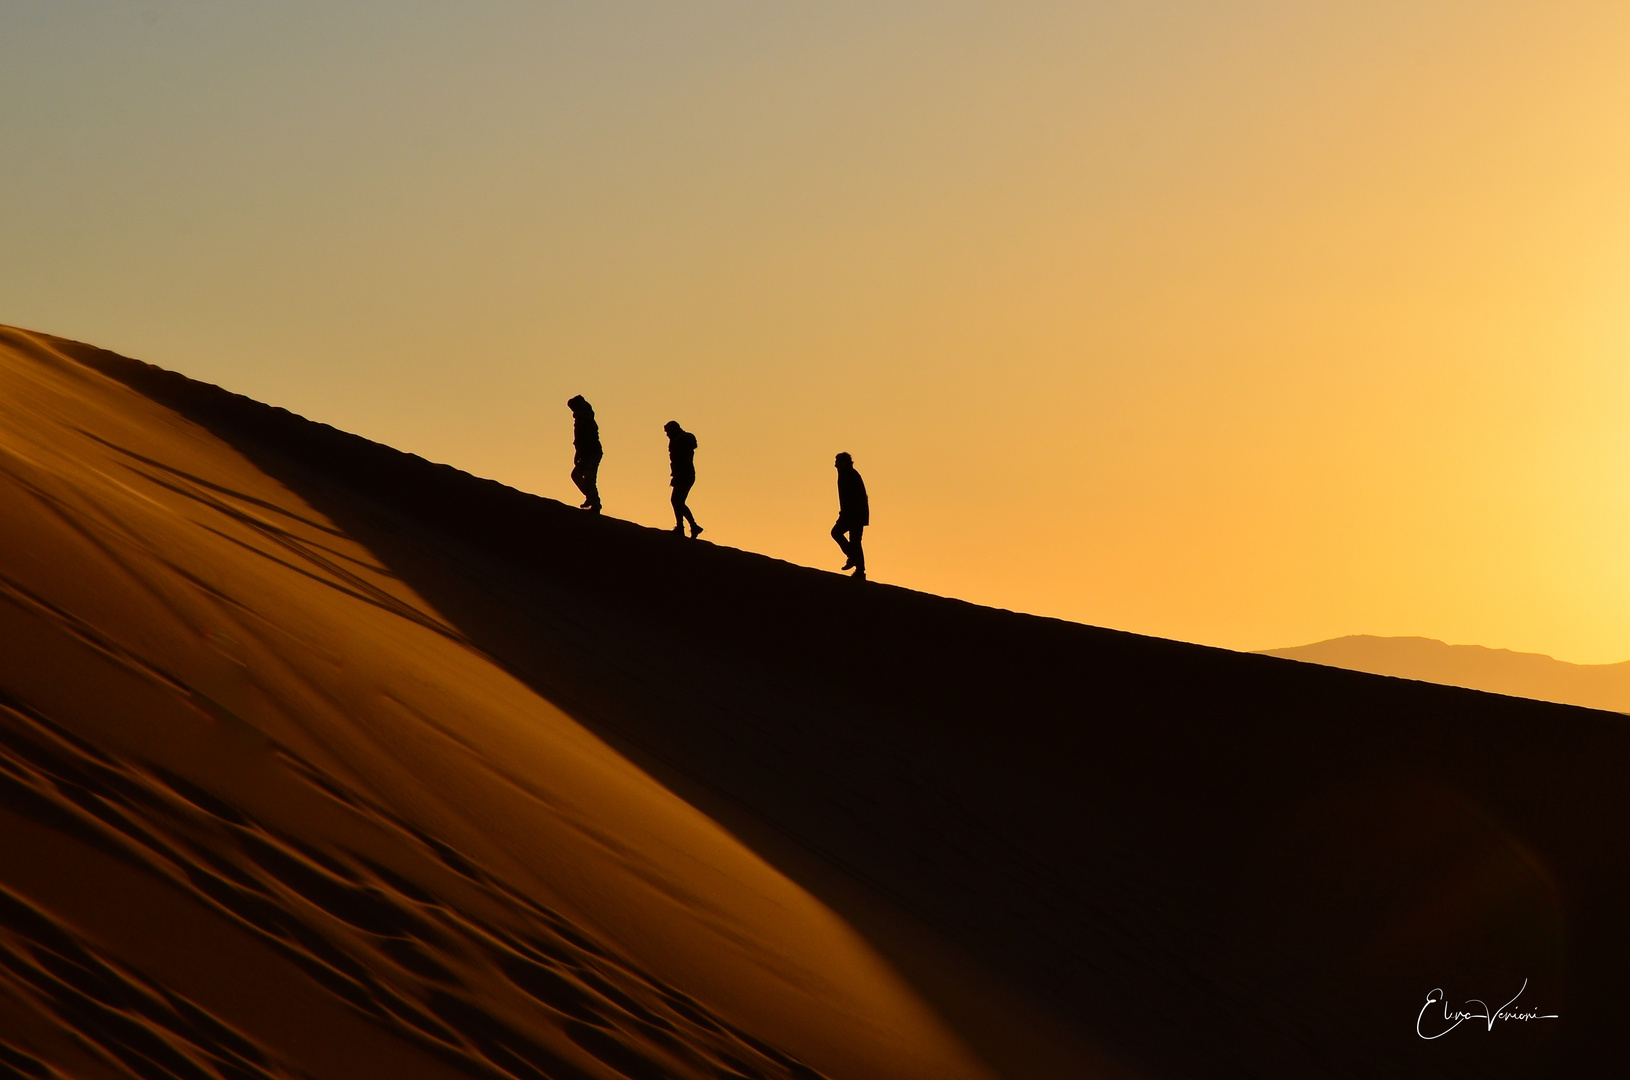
xmin=1261 ymin=634 xmax=1630 ymax=714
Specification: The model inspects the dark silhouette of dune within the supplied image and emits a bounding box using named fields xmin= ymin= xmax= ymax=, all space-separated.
xmin=0 ymin=326 xmax=970 ymax=1080
xmin=1264 ymin=635 xmax=1630 ymax=715
xmin=1 ymin=324 xmax=1626 ymax=1078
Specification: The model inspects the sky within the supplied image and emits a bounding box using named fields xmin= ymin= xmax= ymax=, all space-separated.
xmin=5 ymin=2 xmax=1630 ymax=662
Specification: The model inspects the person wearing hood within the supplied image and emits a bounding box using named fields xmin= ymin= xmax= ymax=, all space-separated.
xmin=567 ymin=395 xmax=602 ymax=513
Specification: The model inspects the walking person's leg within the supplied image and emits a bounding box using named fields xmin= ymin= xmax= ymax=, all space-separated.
xmin=581 ymin=456 xmax=602 ymax=512
xmin=670 ymin=478 xmax=692 ymax=533
xmin=572 ymin=462 xmax=592 ymax=508
xmin=679 ymin=480 xmax=700 ymax=537
xmin=671 ymin=475 xmax=701 ymax=535
xmin=849 ymin=524 xmax=865 ymax=577
xmin=831 ymin=519 xmax=854 ymax=569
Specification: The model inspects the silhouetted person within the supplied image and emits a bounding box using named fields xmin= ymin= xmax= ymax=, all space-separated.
xmin=831 ymin=452 xmax=868 ymax=579
xmin=567 ymin=395 xmax=602 ymax=512
xmin=665 ymin=420 xmax=702 ymax=538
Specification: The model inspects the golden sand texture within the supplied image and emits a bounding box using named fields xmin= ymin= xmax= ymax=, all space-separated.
xmin=0 ymin=326 xmax=991 ymax=1080
xmin=2 ymin=325 xmax=1627 ymax=1079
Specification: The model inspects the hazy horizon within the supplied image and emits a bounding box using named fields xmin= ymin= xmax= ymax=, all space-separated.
xmin=7 ymin=3 xmax=1630 ymax=662
xmin=1265 ymin=632 xmax=1630 ymax=715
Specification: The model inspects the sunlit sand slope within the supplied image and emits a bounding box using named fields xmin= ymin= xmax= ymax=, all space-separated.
xmin=0 ymin=326 xmax=993 ymax=1080
xmin=6 ymin=324 xmax=1629 ymax=1079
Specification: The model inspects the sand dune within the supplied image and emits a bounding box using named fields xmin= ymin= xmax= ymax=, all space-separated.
xmin=1263 ymin=635 xmax=1630 ymax=714
xmin=0 ymin=326 xmax=986 ymax=1080
xmin=1 ymin=324 xmax=1626 ymax=1078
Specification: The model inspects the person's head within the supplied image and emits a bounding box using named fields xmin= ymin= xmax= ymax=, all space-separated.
xmin=664 ymin=420 xmax=682 ymax=436
xmin=834 ymin=452 xmax=853 ymax=470
xmin=567 ymin=395 xmax=592 ymax=415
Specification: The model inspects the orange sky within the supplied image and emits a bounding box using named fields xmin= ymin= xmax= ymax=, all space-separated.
xmin=6 ymin=2 xmax=1630 ymax=661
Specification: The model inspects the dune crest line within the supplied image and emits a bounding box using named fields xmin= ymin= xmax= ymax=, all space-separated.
xmin=0 ymin=324 xmax=1622 ymax=1078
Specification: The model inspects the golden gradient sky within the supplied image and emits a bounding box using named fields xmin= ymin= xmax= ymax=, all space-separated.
xmin=6 ymin=3 xmax=1630 ymax=661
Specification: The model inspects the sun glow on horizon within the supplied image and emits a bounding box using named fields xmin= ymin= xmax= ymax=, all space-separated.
xmin=6 ymin=2 xmax=1630 ymax=662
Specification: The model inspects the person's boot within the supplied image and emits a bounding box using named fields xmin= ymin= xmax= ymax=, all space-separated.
xmin=690 ymin=523 xmax=704 ymax=539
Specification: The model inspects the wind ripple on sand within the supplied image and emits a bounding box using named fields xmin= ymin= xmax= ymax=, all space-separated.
xmin=0 ymin=689 xmax=824 ymax=1080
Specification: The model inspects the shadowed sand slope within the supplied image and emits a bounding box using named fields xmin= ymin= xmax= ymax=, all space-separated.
xmin=1264 ymin=635 xmax=1630 ymax=715
xmin=3 ymin=326 xmax=1628 ymax=1079
xmin=0 ymin=326 xmax=991 ymax=1080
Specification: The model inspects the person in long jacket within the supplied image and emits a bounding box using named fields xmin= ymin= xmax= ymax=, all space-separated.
xmin=831 ymin=452 xmax=868 ymax=579
xmin=665 ymin=421 xmax=702 ymax=538
xmin=567 ymin=395 xmax=602 ymax=512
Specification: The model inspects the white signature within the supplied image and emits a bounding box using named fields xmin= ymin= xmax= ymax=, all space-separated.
xmin=1417 ymin=979 xmax=1559 ymax=1039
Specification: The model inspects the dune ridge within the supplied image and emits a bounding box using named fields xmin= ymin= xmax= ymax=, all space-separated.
xmin=1 ymin=324 xmax=1627 ymax=1078
xmin=0 ymin=325 xmax=989 ymax=1080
